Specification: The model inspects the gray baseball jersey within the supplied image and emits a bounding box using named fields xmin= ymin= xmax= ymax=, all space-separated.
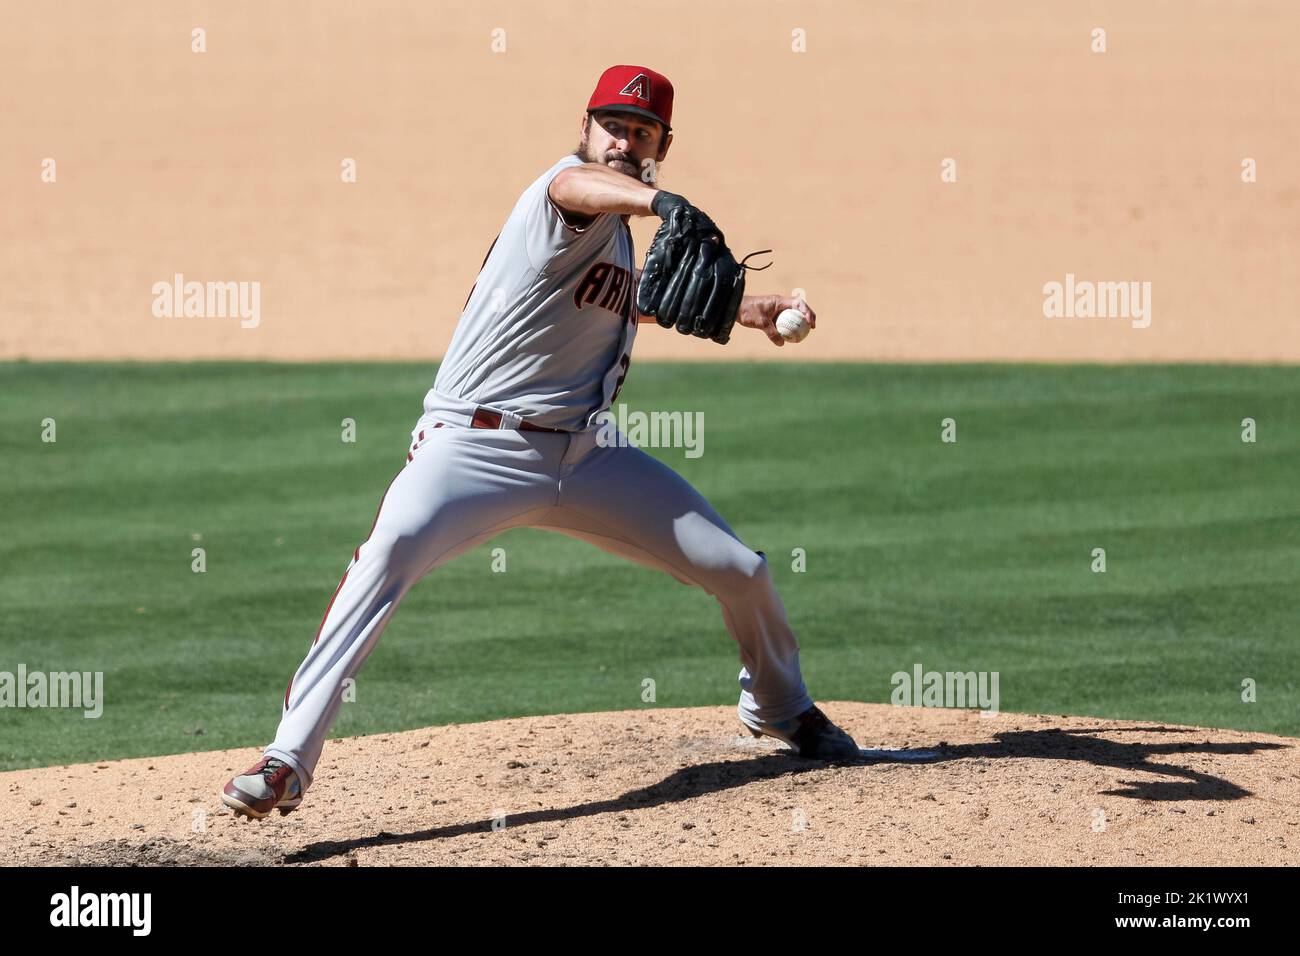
xmin=429 ymin=154 xmax=638 ymax=432
xmin=257 ymin=156 xmax=819 ymax=795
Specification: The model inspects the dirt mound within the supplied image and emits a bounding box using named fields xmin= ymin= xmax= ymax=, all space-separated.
xmin=2 ymin=704 xmax=1295 ymax=866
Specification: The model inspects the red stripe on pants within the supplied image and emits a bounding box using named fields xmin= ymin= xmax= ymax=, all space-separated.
xmin=282 ymin=462 xmax=407 ymax=710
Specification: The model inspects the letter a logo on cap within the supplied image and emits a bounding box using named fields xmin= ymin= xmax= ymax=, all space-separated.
xmin=619 ymin=73 xmax=651 ymax=101
xmin=587 ymin=65 xmax=674 ymax=129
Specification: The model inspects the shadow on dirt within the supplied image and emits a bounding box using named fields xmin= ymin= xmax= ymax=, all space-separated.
xmin=286 ymin=753 xmax=825 ymax=864
xmin=286 ymin=725 xmax=1288 ymax=864
xmin=943 ymin=726 xmax=1288 ymax=801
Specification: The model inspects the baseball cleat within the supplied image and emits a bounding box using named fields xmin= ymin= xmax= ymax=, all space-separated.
xmin=221 ymin=756 xmax=303 ymax=819
xmin=741 ymin=704 xmax=861 ymax=760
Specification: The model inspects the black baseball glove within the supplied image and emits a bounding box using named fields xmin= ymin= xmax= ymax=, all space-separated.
xmin=636 ymin=191 xmax=770 ymax=345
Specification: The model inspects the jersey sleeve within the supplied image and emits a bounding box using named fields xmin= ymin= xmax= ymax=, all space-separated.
xmin=523 ymin=156 xmax=605 ymax=271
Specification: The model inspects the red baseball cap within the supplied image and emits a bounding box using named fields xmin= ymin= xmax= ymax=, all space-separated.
xmin=586 ymin=65 xmax=674 ymax=132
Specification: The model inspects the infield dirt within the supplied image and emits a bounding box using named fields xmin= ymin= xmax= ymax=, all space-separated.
xmin=3 ymin=0 xmax=1298 ymax=364
xmin=3 ymin=703 xmax=1295 ymax=866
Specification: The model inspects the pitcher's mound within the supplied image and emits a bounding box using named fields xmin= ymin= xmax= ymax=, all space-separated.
xmin=2 ymin=703 xmax=1294 ymax=866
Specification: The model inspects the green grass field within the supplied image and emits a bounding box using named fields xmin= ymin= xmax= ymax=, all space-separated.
xmin=1 ymin=361 xmax=1296 ymax=771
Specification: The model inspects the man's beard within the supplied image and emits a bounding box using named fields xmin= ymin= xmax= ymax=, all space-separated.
xmin=573 ymin=138 xmax=658 ymax=185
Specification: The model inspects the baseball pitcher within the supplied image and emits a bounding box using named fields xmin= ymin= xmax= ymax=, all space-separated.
xmin=222 ymin=64 xmax=859 ymax=819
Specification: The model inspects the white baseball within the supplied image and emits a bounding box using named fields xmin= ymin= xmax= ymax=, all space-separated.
xmin=775 ymin=307 xmax=811 ymax=343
